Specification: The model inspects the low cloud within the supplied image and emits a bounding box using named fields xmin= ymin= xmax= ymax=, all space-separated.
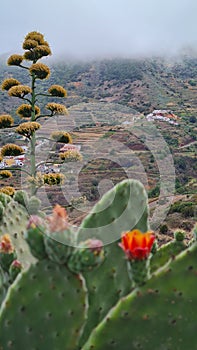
xmin=1 ymin=0 xmax=197 ymax=58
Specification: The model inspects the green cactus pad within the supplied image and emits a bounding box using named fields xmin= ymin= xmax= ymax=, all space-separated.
xmin=82 ymin=243 xmax=197 ymax=350
xmin=0 ymin=260 xmax=88 ymax=350
xmin=0 ymin=251 xmax=17 ymax=273
xmin=13 ymin=190 xmax=29 ymax=208
xmin=79 ymin=242 xmax=131 ymax=347
xmin=0 ymin=193 xmax=11 ymax=207
xmin=25 ymin=223 xmax=47 ymax=260
xmin=77 ymin=179 xmax=149 ymax=245
xmin=44 ymin=229 xmax=75 ymax=264
xmin=0 ymin=266 xmax=9 ymax=306
xmin=67 ymin=239 xmax=105 ymax=274
xmin=27 ymin=196 xmax=41 ymax=215
xmin=0 ymin=202 xmax=4 ymax=220
xmin=0 ymin=199 xmax=35 ymax=267
xmin=150 ymin=239 xmax=187 ymax=273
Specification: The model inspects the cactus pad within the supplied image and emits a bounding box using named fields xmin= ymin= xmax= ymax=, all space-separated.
xmin=79 ymin=242 xmax=131 ymax=347
xmin=77 ymin=179 xmax=149 ymax=245
xmin=0 ymin=260 xmax=88 ymax=350
xmin=82 ymin=243 xmax=197 ymax=350
xmin=0 ymin=199 xmax=35 ymax=267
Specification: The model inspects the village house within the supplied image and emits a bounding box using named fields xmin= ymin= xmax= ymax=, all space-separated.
xmin=59 ymin=144 xmax=81 ymax=153
xmin=146 ymin=110 xmax=179 ymax=125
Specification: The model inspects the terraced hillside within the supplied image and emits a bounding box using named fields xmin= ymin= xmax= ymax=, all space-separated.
xmin=0 ymin=57 xmax=196 ymax=242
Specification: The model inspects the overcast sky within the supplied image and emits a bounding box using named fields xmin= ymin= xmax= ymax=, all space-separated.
xmin=1 ymin=0 xmax=197 ymax=59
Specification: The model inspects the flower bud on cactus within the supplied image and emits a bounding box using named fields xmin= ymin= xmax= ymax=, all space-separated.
xmin=119 ymin=229 xmax=155 ymax=286
xmin=25 ymin=216 xmax=47 ymax=260
xmin=0 ymin=234 xmax=17 ymax=272
xmin=44 ymin=230 xmax=74 ymax=264
xmin=67 ymin=239 xmax=105 ymax=274
xmin=174 ymin=230 xmax=185 ymax=242
xmin=9 ymin=260 xmax=22 ymax=281
xmin=47 ymin=204 xmax=69 ymax=232
xmin=44 ymin=205 xmax=74 ymax=264
xmin=127 ymin=258 xmax=151 ymax=286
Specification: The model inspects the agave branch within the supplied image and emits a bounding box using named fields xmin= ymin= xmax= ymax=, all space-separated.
xmin=4 ymin=167 xmax=31 ymax=176
xmin=35 ymin=114 xmax=52 ymax=120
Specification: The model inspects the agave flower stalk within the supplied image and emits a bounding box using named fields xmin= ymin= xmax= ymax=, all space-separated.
xmin=0 ymin=31 xmax=69 ymax=197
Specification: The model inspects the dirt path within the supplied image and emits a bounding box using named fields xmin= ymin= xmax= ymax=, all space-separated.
xmin=178 ymin=140 xmax=197 ymax=149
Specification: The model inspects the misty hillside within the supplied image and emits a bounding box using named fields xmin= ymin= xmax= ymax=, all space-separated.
xmin=0 ymin=54 xmax=196 ymax=238
xmin=0 ymin=55 xmax=197 ymax=119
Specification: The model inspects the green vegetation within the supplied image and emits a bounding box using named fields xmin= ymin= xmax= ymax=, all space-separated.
xmin=0 ymin=179 xmax=196 ymax=349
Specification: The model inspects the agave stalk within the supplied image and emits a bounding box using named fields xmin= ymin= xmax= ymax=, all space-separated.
xmin=30 ymin=71 xmax=37 ymax=195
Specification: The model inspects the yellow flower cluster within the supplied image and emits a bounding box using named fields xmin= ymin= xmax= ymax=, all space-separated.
xmin=16 ymin=122 xmax=41 ymax=138
xmin=43 ymin=173 xmax=65 ymax=186
xmin=1 ymin=144 xmax=24 ymax=157
xmin=59 ymin=150 xmax=83 ymax=162
xmin=23 ymin=31 xmax=51 ymax=61
xmin=24 ymin=46 xmax=51 ymax=61
xmin=7 ymin=54 xmax=23 ymax=66
xmin=29 ymin=63 xmax=50 ymax=80
xmin=34 ymin=45 xmax=51 ymax=57
xmin=8 ymin=85 xmax=32 ymax=98
xmin=0 ymin=115 xmax=14 ymax=128
xmin=27 ymin=172 xmax=44 ymax=188
xmin=0 ymin=170 xmax=12 ymax=178
xmin=50 ymin=131 xmax=72 ymax=144
xmin=22 ymin=39 xmax=38 ymax=50
xmin=45 ymin=103 xmax=68 ymax=115
xmin=0 ymin=186 xmax=15 ymax=196
xmin=48 ymin=85 xmax=67 ymax=97
xmin=16 ymin=104 xmax=40 ymax=119
xmin=1 ymin=78 xmax=21 ymax=91
xmin=70 ymin=195 xmax=87 ymax=208
xmin=24 ymin=31 xmax=45 ymax=45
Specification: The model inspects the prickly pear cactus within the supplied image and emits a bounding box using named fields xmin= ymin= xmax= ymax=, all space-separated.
xmin=0 ymin=197 xmax=35 ymax=267
xmin=68 ymin=239 xmax=105 ymax=274
xmin=78 ymin=243 xmax=131 ymax=348
xmin=0 ymin=266 xmax=9 ymax=305
xmin=27 ymin=196 xmax=41 ymax=215
xmin=77 ymin=179 xmax=149 ymax=347
xmin=13 ymin=190 xmax=29 ymax=208
xmin=150 ymin=233 xmax=187 ymax=273
xmin=77 ymin=179 xmax=149 ymax=245
xmin=44 ymin=229 xmax=74 ymax=264
xmin=0 ymin=193 xmax=11 ymax=207
xmin=82 ymin=242 xmax=197 ymax=350
xmin=0 ymin=260 xmax=88 ymax=350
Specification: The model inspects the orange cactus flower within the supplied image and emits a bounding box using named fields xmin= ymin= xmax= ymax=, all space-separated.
xmin=0 ymin=234 xmax=14 ymax=254
xmin=47 ymin=204 xmax=69 ymax=232
xmin=119 ymin=229 xmax=155 ymax=260
xmin=53 ymin=204 xmax=68 ymax=219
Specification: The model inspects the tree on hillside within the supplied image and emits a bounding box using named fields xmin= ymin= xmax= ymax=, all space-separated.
xmin=0 ymin=31 xmax=82 ymax=196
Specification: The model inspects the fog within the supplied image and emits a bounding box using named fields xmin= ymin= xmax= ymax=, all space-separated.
xmin=1 ymin=0 xmax=197 ymax=59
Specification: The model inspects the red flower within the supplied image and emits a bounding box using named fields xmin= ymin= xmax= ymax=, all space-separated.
xmin=119 ymin=229 xmax=155 ymax=260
